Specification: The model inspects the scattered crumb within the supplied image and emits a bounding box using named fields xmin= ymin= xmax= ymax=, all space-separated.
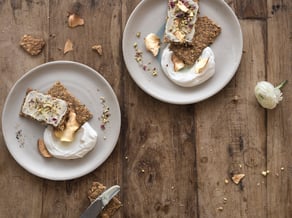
xmin=68 ymin=13 xmax=84 ymax=27
xmin=16 ymin=129 xmax=25 ymax=148
xmin=261 ymin=170 xmax=270 ymax=176
xmin=38 ymin=138 xmax=52 ymax=158
xmin=223 ymin=198 xmax=227 ymax=204
xmin=125 ymin=156 xmax=128 ymax=160
xmin=141 ymin=169 xmax=145 ymax=173
xmin=20 ymin=34 xmax=45 ymax=56
xmin=99 ymin=96 xmax=111 ymax=130
xmin=92 ymin=44 xmax=103 ymax=56
xmin=64 ymin=39 xmax=73 ymax=54
xmin=233 ymin=95 xmax=239 ymax=101
xmin=136 ymin=32 xmax=141 ymax=38
xmin=224 ymin=179 xmax=229 ymax=184
xmin=231 ymin=174 xmax=245 ymax=184
xmin=280 ymin=167 xmax=284 ymax=171
xmin=217 ymin=206 xmax=224 ymax=211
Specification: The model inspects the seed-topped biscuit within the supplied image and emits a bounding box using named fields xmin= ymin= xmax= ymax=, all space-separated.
xmin=164 ymin=0 xmax=200 ymax=44
xmin=169 ymin=16 xmax=221 ymax=65
xmin=20 ymin=89 xmax=69 ymax=128
xmin=47 ymin=82 xmax=92 ymax=131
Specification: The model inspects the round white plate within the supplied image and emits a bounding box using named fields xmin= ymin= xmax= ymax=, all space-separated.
xmin=123 ymin=0 xmax=243 ymax=104
xmin=2 ymin=61 xmax=121 ymax=180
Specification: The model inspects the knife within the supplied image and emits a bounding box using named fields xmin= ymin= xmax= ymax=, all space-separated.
xmin=80 ymin=185 xmax=120 ymax=218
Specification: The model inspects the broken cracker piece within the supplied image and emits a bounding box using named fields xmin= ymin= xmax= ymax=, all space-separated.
xmin=38 ymin=138 xmax=52 ymax=158
xmin=68 ymin=13 xmax=84 ymax=28
xmin=88 ymin=182 xmax=122 ymax=217
xmin=92 ymin=44 xmax=103 ymax=56
xmin=20 ymin=34 xmax=45 ymax=56
xmin=64 ymin=39 xmax=73 ymax=54
xmin=144 ymin=33 xmax=160 ymax=57
xmin=231 ymin=174 xmax=245 ymax=184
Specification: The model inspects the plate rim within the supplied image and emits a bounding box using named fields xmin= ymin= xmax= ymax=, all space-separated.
xmin=122 ymin=0 xmax=243 ymax=104
xmin=1 ymin=60 xmax=121 ymax=180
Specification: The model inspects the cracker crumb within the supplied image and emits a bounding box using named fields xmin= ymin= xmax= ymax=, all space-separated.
xmin=20 ymin=34 xmax=45 ymax=56
xmin=261 ymin=170 xmax=270 ymax=176
xmin=224 ymin=179 xmax=229 ymax=184
xmin=231 ymin=174 xmax=245 ymax=184
xmin=92 ymin=44 xmax=103 ymax=56
xmin=280 ymin=167 xmax=285 ymax=171
xmin=217 ymin=206 xmax=223 ymax=211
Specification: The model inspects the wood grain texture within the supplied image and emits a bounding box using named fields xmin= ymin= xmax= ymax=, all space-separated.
xmin=0 ymin=0 xmax=291 ymax=217
xmin=266 ymin=0 xmax=292 ymax=217
xmin=195 ymin=19 xmax=268 ymax=218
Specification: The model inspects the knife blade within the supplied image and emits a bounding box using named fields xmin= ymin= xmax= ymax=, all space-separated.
xmin=80 ymin=185 xmax=120 ymax=218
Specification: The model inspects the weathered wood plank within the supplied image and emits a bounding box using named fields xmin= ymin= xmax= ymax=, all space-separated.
xmin=266 ymin=0 xmax=292 ymax=217
xmin=0 ymin=0 xmax=48 ymax=217
xmin=195 ymin=20 xmax=267 ymax=218
xmin=42 ymin=1 xmax=124 ymax=217
xmin=231 ymin=0 xmax=267 ymax=19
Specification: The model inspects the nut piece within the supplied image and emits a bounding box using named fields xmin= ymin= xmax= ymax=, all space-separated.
xmin=195 ymin=57 xmax=209 ymax=74
xmin=92 ymin=44 xmax=103 ymax=56
xmin=231 ymin=174 xmax=245 ymax=184
xmin=38 ymin=138 xmax=52 ymax=158
xmin=64 ymin=39 xmax=73 ymax=54
xmin=68 ymin=13 xmax=84 ymax=28
xmin=20 ymin=34 xmax=45 ymax=56
xmin=171 ymin=54 xmax=185 ymax=72
xmin=144 ymin=33 xmax=160 ymax=56
xmin=54 ymin=111 xmax=80 ymax=142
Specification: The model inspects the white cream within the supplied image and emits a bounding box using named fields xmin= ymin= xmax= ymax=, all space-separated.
xmin=165 ymin=0 xmax=199 ymax=43
xmin=161 ymin=46 xmax=216 ymax=87
xmin=21 ymin=90 xmax=68 ymax=127
xmin=44 ymin=122 xmax=98 ymax=159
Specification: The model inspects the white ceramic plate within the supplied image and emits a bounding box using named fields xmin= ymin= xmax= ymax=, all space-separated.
xmin=2 ymin=61 xmax=121 ymax=180
xmin=123 ymin=0 xmax=243 ymax=104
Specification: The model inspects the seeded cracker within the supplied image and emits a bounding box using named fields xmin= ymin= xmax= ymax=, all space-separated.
xmin=88 ymin=182 xmax=122 ymax=218
xmin=47 ymin=82 xmax=92 ymax=131
xmin=169 ymin=16 xmax=221 ymax=65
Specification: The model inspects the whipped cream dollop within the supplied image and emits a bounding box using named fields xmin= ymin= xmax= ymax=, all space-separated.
xmin=44 ymin=122 xmax=98 ymax=159
xmin=161 ymin=46 xmax=216 ymax=87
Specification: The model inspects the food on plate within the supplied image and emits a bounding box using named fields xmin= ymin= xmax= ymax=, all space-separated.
xmin=88 ymin=182 xmax=122 ymax=217
xmin=20 ymin=34 xmax=46 ymax=56
xmin=20 ymin=90 xmax=68 ymax=128
xmin=164 ymin=0 xmax=199 ymax=44
xmin=144 ymin=33 xmax=161 ymax=56
xmin=169 ymin=16 xmax=221 ymax=65
xmin=160 ymin=1 xmax=221 ymax=87
xmin=44 ymin=122 xmax=97 ymax=159
xmin=38 ymin=138 xmax=53 ymax=158
xmin=161 ymin=46 xmax=215 ymax=87
xmin=20 ymin=82 xmax=97 ymax=159
xmin=47 ymin=81 xmax=92 ymax=131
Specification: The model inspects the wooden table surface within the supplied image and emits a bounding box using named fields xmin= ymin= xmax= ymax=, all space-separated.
xmin=0 ymin=0 xmax=291 ymax=217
